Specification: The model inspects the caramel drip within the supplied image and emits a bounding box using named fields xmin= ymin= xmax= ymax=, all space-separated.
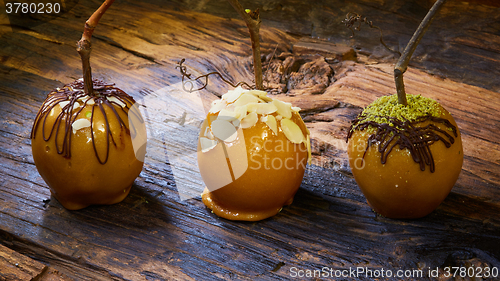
xmin=347 ymin=114 xmax=458 ymax=173
xmin=31 ymin=79 xmax=140 ymax=164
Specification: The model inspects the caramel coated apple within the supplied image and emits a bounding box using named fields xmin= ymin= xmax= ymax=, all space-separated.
xmin=31 ymin=79 xmax=146 ymax=210
xmin=198 ymin=87 xmax=311 ymax=221
xmin=347 ymin=94 xmax=463 ymax=218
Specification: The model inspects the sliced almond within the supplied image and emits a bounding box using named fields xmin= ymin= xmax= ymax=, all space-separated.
xmin=58 ymin=101 xmax=70 ymax=110
xmin=258 ymin=96 xmax=273 ymax=103
xmin=261 ymin=115 xmax=278 ymax=135
xmin=240 ymin=112 xmax=258 ymax=129
xmin=280 ymin=118 xmax=305 ymax=144
xmin=204 ymin=126 xmax=214 ymax=139
xmin=200 ymin=137 xmax=218 ymax=153
xmin=72 ymin=119 xmax=91 ymax=134
xmin=247 ymin=102 xmax=277 ymax=115
xmin=247 ymin=90 xmax=267 ymax=97
xmin=273 ymin=99 xmax=292 ymax=119
xmin=74 ymin=102 xmax=81 ymax=111
xmin=233 ymin=93 xmax=260 ymax=107
xmin=292 ymin=106 xmax=301 ymax=112
xmin=211 ymin=119 xmax=238 ymax=143
xmin=209 ymin=99 xmax=226 ymax=114
xmin=217 ymin=108 xmax=239 ymax=121
xmin=222 ymin=86 xmax=246 ymax=103
xmin=232 ymin=119 xmax=241 ymax=127
xmin=107 ymin=96 xmax=127 ymax=107
xmin=233 ymin=105 xmax=248 ymax=121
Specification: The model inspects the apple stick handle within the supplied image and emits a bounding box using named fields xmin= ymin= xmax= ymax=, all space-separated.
xmin=76 ymin=0 xmax=116 ymax=96
xmin=394 ymin=0 xmax=446 ymax=106
xmin=226 ymin=0 xmax=264 ymax=90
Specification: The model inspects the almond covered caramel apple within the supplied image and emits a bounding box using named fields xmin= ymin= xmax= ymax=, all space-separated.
xmin=31 ymin=79 xmax=146 ymax=210
xmin=198 ymin=86 xmax=311 ymax=221
xmin=346 ymin=94 xmax=463 ymax=218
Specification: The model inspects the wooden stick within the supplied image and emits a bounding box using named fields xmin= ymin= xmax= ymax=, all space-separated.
xmin=76 ymin=0 xmax=116 ymax=96
xmin=394 ymin=0 xmax=446 ymax=105
xmin=226 ymin=0 xmax=263 ymax=90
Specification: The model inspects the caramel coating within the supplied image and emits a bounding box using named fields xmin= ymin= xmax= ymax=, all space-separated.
xmin=347 ymin=106 xmax=463 ymax=218
xmin=198 ymin=112 xmax=309 ymax=221
xmin=31 ymin=92 xmax=144 ymax=210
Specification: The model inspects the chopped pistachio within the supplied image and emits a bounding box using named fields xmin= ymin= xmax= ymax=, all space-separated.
xmin=362 ymin=93 xmax=444 ymax=125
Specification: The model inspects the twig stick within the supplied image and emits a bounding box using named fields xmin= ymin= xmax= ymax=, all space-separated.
xmin=76 ymin=0 xmax=115 ymax=96
xmin=394 ymin=0 xmax=446 ymax=105
xmin=226 ymin=0 xmax=263 ymax=90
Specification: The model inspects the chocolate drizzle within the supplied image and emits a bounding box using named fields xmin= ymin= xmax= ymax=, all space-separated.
xmin=347 ymin=114 xmax=458 ymax=172
xmin=31 ymin=79 xmax=141 ymax=164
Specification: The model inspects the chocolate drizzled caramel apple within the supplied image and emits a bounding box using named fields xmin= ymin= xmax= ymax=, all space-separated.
xmin=346 ymin=94 xmax=463 ymax=218
xmin=31 ymin=0 xmax=145 ymax=210
xmin=198 ymin=86 xmax=311 ymax=221
xmin=31 ymin=79 xmax=145 ymax=210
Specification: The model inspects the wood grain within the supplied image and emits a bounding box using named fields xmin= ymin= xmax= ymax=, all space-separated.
xmin=0 ymin=0 xmax=499 ymax=280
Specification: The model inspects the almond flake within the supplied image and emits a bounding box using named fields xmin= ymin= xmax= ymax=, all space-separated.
xmin=280 ymin=118 xmax=305 ymax=144
xmin=233 ymin=105 xmax=248 ymax=121
xmin=211 ymin=119 xmax=238 ymax=143
xmin=222 ymin=86 xmax=246 ymax=103
xmin=58 ymin=101 xmax=70 ymax=110
xmin=204 ymin=126 xmax=214 ymax=139
xmin=248 ymin=90 xmax=273 ymax=103
xmin=247 ymin=102 xmax=277 ymax=115
xmin=240 ymin=112 xmax=258 ymax=129
xmin=72 ymin=119 xmax=91 ymax=134
xmin=200 ymin=137 xmax=218 ymax=153
xmin=232 ymin=119 xmax=241 ymax=127
xmin=107 ymin=96 xmax=127 ymax=107
xmin=233 ymin=93 xmax=260 ymax=107
xmin=273 ymin=99 xmax=292 ymax=119
xmin=262 ymin=115 xmax=278 ymax=135
xmin=292 ymin=106 xmax=301 ymax=112
xmin=217 ymin=108 xmax=239 ymax=121
xmin=209 ymin=99 xmax=226 ymax=114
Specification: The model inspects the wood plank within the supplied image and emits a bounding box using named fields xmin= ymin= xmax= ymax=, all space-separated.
xmin=0 ymin=244 xmax=46 ymax=281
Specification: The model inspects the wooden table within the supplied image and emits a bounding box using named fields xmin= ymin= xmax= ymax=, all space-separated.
xmin=1 ymin=0 xmax=499 ymax=279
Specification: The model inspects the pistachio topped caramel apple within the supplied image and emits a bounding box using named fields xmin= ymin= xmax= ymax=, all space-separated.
xmin=346 ymin=0 xmax=463 ymax=218
xmin=30 ymin=0 xmax=146 ymax=210
xmin=346 ymin=94 xmax=463 ymax=218
xmin=198 ymin=86 xmax=311 ymax=221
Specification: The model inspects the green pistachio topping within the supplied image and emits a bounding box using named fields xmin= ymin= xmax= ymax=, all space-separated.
xmin=361 ymin=93 xmax=444 ymax=125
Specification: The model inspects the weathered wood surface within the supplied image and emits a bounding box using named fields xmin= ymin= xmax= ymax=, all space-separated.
xmin=0 ymin=244 xmax=69 ymax=281
xmin=0 ymin=0 xmax=499 ymax=280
